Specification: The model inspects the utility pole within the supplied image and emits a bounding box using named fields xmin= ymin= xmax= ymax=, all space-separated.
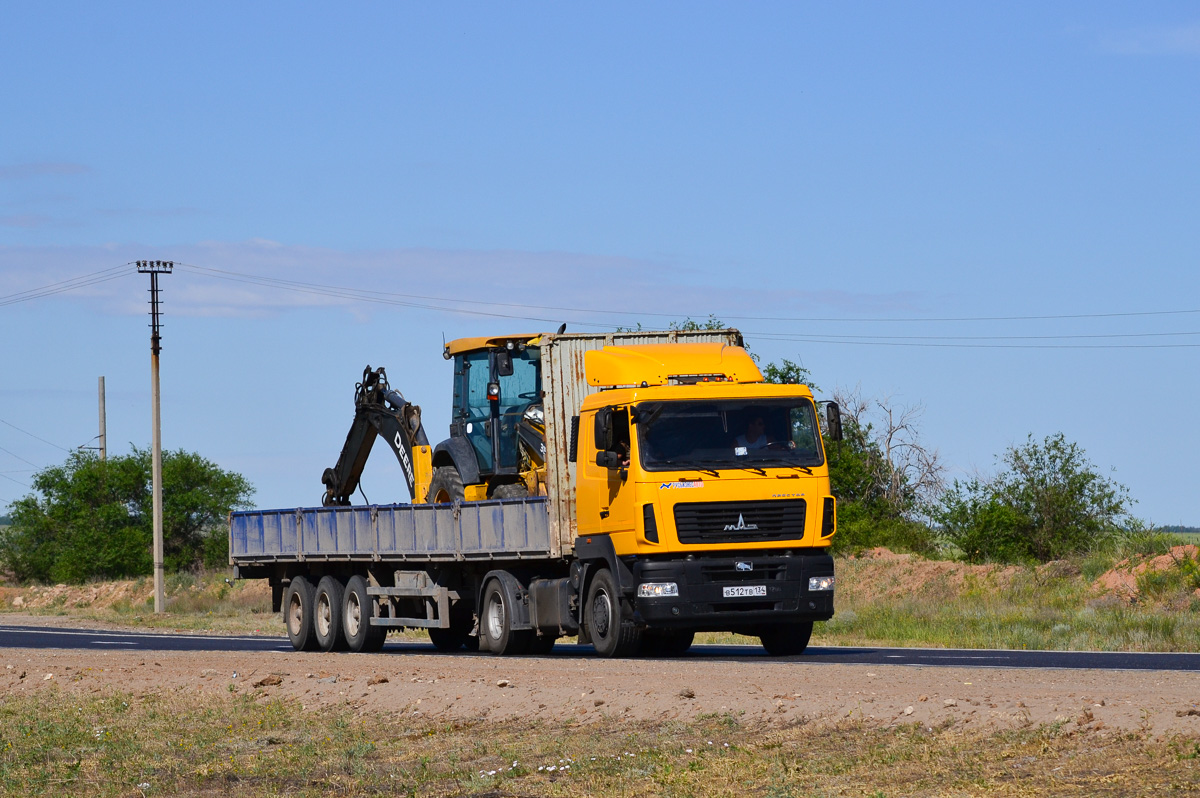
xmin=98 ymin=376 xmax=106 ymax=461
xmin=137 ymin=260 xmax=172 ymax=614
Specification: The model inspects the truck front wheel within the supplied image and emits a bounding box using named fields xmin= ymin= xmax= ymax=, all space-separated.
xmin=759 ymin=621 xmax=814 ymax=656
xmin=284 ymin=575 xmax=319 ymax=652
xmin=585 ymin=568 xmax=642 ymax=657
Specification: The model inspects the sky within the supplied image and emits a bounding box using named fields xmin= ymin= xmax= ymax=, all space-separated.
xmin=1 ymin=3 xmax=1197 ymax=524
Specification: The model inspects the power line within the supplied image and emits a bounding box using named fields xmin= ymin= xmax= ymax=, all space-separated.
xmin=744 ymin=335 xmax=1200 ymax=350
xmin=0 ymin=445 xmax=39 ymax=468
xmin=0 ymin=264 xmax=132 ymax=308
xmin=177 ymin=262 xmax=1200 ymax=325
xmin=0 ymin=472 xmax=29 ymax=488
xmin=0 ymin=418 xmax=70 ymax=452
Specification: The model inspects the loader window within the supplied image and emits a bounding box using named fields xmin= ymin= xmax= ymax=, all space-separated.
xmin=496 ymin=348 xmax=540 ymax=470
xmin=637 ymin=399 xmax=824 ymax=472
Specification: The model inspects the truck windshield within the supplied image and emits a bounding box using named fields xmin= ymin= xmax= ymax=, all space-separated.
xmin=636 ymin=399 xmax=824 ymax=472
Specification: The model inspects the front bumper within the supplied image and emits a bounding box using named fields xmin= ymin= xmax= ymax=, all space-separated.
xmin=629 ymin=551 xmax=834 ymax=632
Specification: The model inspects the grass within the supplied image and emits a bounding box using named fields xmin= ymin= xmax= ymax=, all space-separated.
xmin=1 ymin=687 xmax=1197 ymax=796
xmin=5 ymin=542 xmax=1200 ymax=652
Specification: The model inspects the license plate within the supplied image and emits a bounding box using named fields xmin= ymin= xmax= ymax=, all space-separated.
xmin=722 ymin=585 xmax=767 ymax=598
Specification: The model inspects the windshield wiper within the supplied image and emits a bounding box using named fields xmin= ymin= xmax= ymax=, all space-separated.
xmin=655 ymin=460 xmax=719 ymax=477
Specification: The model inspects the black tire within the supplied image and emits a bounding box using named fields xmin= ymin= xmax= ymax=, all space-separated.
xmin=427 ymin=466 xmax=465 ymax=503
xmin=527 ymin=634 xmax=557 ymax=655
xmin=427 ymin=627 xmax=465 ymax=652
xmin=314 ymin=575 xmax=348 ymax=652
xmin=759 ymin=621 xmax=814 ymax=656
xmin=284 ymin=575 xmax=319 ymax=652
xmin=642 ymin=630 xmax=695 ymax=657
xmin=491 ymin=482 xmax=529 ymax=499
xmin=343 ymin=575 xmax=387 ymax=653
xmin=585 ymin=568 xmax=642 ymax=657
xmin=480 ymin=579 xmax=531 ymax=655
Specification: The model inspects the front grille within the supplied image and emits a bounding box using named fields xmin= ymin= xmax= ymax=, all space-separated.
xmin=673 ymin=499 xmax=806 ymax=544
xmin=707 ymin=601 xmax=778 ymax=614
xmin=699 ymin=563 xmax=787 ymax=583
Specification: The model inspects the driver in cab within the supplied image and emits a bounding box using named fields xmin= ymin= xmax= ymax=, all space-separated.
xmin=734 ymin=415 xmax=772 ymax=452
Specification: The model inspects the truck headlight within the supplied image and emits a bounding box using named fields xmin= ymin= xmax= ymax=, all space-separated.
xmin=637 ymin=582 xmax=679 ymax=598
xmin=808 ymin=576 xmax=835 ymax=592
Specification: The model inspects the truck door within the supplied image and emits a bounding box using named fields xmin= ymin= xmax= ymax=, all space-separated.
xmin=453 ymin=352 xmax=494 ymax=474
xmin=578 ymin=407 xmax=635 ymax=535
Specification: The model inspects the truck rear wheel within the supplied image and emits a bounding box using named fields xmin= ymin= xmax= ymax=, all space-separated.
xmin=759 ymin=621 xmax=813 ymax=656
xmin=343 ymin=575 xmax=387 ymax=653
xmin=585 ymin=568 xmax=642 ymax=657
xmin=480 ymin=579 xmax=531 ymax=655
xmin=314 ymin=575 xmax=348 ymax=652
xmin=284 ymin=575 xmax=319 ymax=652
xmin=427 ymin=466 xmax=464 ymax=503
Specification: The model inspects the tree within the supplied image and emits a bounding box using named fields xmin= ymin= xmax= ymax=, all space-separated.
xmin=936 ymin=433 xmax=1135 ymax=563
xmin=0 ymin=448 xmax=253 ymax=583
xmin=759 ymin=364 xmax=942 ymax=554
xmin=819 ymin=387 xmax=942 ymax=554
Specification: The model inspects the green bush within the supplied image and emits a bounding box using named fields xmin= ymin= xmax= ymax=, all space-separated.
xmin=1 ymin=448 xmax=253 ymax=583
xmin=935 ymin=433 xmax=1136 ymax=563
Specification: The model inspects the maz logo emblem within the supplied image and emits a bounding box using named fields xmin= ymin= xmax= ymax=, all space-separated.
xmin=724 ymin=514 xmax=759 ymax=531
xmin=735 ymin=561 xmax=753 ymax=572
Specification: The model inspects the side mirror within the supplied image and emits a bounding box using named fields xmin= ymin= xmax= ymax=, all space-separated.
xmin=594 ymin=407 xmax=614 ymax=451
xmin=596 ymin=450 xmax=622 ymax=469
xmin=825 ymin=402 xmax=843 ymax=442
xmin=495 ymin=350 xmax=513 ymax=377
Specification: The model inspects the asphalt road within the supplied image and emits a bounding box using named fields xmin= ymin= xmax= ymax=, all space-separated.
xmin=2 ymin=624 xmax=1198 ymax=671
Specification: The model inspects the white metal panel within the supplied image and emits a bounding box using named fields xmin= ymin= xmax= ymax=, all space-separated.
xmin=538 ymin=329 xmax=744 ymax=554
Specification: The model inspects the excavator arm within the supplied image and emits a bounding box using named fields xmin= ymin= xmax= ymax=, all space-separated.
xmin=321 ymin=366 xmax=432 ymax=506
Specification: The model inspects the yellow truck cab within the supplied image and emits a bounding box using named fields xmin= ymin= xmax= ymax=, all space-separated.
xmin=572 ymin=342 xmax=836 ymax=655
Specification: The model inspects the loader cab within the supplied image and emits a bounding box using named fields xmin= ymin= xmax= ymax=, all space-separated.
xmin=446 ymin=337 xmax=541 ymax=477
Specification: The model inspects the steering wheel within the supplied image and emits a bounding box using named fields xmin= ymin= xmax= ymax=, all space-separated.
xmin=517 ymin=392 xmax=539 ymax=399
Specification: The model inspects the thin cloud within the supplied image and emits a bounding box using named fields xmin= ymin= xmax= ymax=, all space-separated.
xmin=0 ymin=214 xmax=54 ymax=229
xmin=0 ymin=241 xmax=923 ymax=324
xmin=0 ymin=162 xmax=91 ymax=180
xmin=1100 ymin=24 xmax=1200 ymax=56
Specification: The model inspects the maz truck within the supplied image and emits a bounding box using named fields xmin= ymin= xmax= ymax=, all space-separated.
xmin=229 ymin=328 xmax=840 ymax=657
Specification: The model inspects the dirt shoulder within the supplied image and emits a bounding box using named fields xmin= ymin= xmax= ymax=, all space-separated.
xmin=4 ymin=644 xmax=1199 ymax=737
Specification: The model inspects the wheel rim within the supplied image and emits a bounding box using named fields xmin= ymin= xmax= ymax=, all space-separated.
xmin=345 ymin=592 xmax=362 ymax=638
xmin=288 ymin=593 xmax=304 ymax=636
xmin=591 ymin=589 xmax=612 ymax=639
xmin=486 ymin=592 xmax=505 ymax=641
xmin=316 ymin=593 xmax=332 ymax=637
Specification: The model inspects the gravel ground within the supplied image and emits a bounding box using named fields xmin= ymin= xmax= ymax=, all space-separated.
xmin=4 ymin=639 xmax=1199 ymax=736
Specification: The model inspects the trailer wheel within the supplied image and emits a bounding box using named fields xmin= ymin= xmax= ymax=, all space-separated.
xmin=343 ymin=575 xmax=386 ymax=653
xmin=585 ymin=568 xmax=642 ymax=657
xmin=314 ymin=576 xmax=348 ymax=652
xmin=427 ymin=466 xmax=464 ymax=503
xmin=427 ymin=627 xmax=465 ymax=652
xmin=759 ymin=621 xmax=813 ymax=656
xmin=642 ymin=630 xmax=694 ymax=657
xmin=480 ymin=579 xmax=531 ymax=655
xmin=284 ymin=575 xmax=319 ymax=652
xmin=527 ymin=634 xmax=557 ymax=655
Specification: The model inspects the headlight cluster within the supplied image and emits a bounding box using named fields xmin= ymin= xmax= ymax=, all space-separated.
xmin=637 ymin=582 xmax=679 ymax=598
xmin=808 ymin=575 xmax=835 ymax=592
